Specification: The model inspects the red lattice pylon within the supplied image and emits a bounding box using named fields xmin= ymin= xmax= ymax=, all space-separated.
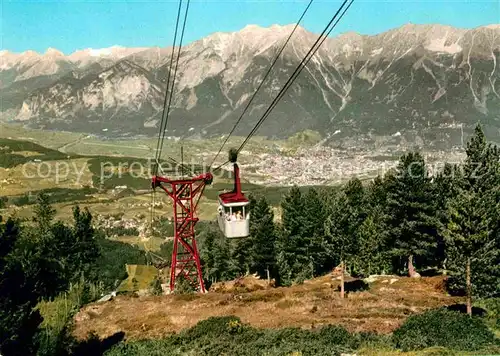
xmin=152 ymin=172 xmax=213 ymax=292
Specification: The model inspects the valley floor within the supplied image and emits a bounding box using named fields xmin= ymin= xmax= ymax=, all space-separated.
xmin=73 ymin=275 xmax=459 ymax=342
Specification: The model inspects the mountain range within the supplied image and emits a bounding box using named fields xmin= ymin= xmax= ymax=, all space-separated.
xmin=1 ymin=23 xmax=500 ymax=148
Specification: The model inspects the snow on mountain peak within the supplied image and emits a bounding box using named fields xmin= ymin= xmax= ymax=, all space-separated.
xmin=241 ymin=24 xmax=262 ymax=32
xmin=67 ymin=46 xmax=147 ymax=66
xmin=45 ymin=48 xmax=64 ymax=57
xmin=21 ymin=50 xmax=40 ymax=57
xmin=88 ymin=48 xmax=114 ymax=57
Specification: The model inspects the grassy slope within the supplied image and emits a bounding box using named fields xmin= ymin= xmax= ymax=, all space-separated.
xmin=117 ymin=264 xmax=159 ymax=292
xmin=73 ymin=276 xmax=460 ymax=341
xmin=73 ymin=276 xmax=499 ymax=355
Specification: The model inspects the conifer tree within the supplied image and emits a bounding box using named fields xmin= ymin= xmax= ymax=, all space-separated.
xmin=367 ymin=175 xmax=389 ymax=209
xmin=344 ymin=178 xmax=366 ymax=213
xmin=33 ymin=192 xmax=55 ymax=232
xmin=231 ymin=237 xmax=253 ymax=276
xmin=324 ymin=188 xmax=360 ymax=297
xmin=274 ymin=225 xmax=293 ymax=286
xmin=443 ymin=187 xmax=499 ymax=315
xmin=301 ymin=188 xmax=329 ymax=275
xmin=356 ymin=209 xmax=391 ymax=276
xmin=72 ymin=206 xmax=100 ymax=280
xmin=464 ymin=124 xmax=490 ymax=192
xmin=444 ymin=124 xmax=500 ymax=299
xmin=0 ymin=217 xmax=44 ymax=356
xmin=1 ymin=198 xmax=101 ymax=355
xmin=213 ymin=237 xmax=234 ymax=282
xmin=433 ymin=162 xmax=462 ymax=271
xmin=353 ymin=175 xmax=393 ymax=276
xmin=249 ymin=196 xmax=277 ymax=280
xmin=276 ymin=186 xmax=311 ymax=284
xmin=281 ymin=185 xmax=306 ymax=237
xmin=49 ymin=220 xmax=77 ymax=282
xmin=200 ymin=228 xmax=217 ymax=283
xmin=0 ymin=214 xmax=78 ymax=356
xmin=199 ymin=222 xmax=235 ymax=283
xmin=384 ymin=152 xmax=439 ymax=276
xmin=303 ymin=187 xmax=326 ymax=238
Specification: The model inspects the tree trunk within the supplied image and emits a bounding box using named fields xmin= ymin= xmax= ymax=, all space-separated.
xmin=266 ymin=266 xmax=270 ymax=284
xmin=408 ymin=255 xmax=416 ymax=277
xmin=466 ymin=257 xmax=472 ymax=316
xmin=340 ymin=260 xmax=345 ymax=299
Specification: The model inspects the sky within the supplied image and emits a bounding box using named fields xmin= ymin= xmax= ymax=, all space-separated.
xmin=1 ymin=0 xmax=499 ymax=54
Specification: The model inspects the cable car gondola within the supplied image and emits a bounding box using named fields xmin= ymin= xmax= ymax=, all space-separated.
xmin=217 ymin=150 xmax=250 ymax=238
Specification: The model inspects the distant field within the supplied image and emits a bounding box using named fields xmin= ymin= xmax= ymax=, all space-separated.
xmin=0 ymin=128 xmax=333 ymax=226
xmin=66 ymin=134 xmax=275 ymax=162
xmin=0 ymin=137 xmax=80 ymax=167
xmin=0 ymin=123 xmax=279 ymax=162
xmin=117 ymin=264 xmax=159 ymax=292
xmin=0 ymin=124 xmax=83 ymax=150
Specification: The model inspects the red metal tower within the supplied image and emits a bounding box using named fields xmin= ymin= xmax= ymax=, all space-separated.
xmin=152 ymin=172 xmax=213 ymax=292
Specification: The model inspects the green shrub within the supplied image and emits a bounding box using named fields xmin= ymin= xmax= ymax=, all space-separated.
xmin=475 ymin=298 xmax=500 ymax=326
xmin=173 ymin=275 xmax=196 ymax=295
xmin=104 ymin=317 xmax=367 ymax=356
xmin=392 ymin=308 xmax=496 ymax=351
xmin=181 ymin=316 xmax=243 ymax=340
xmin=37 ymin=277 xmax=104 ymax=356
xmin=318 ymin=325 xmax=361 ymax=349
xmin=11 ymin=193 xmax=32 ymax=206
xmin=157 ymin=240 xmax=173 ymax=263
xmin=0 ymin=196 xmax=7 ymax=209
xmin=150 ymin=276 xmax=163 ymax=296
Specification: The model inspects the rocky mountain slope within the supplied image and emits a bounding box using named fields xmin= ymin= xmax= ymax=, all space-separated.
xmin=1 ymin=24 xmax=499 ymax=147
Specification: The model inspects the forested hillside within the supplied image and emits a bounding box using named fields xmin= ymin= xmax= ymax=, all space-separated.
xmin=195 ymin=124 xmax=499 ymax=305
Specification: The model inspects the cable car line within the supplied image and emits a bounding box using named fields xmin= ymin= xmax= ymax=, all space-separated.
xmin=236 ymin=0 xmax=353 ymax=155
xmin=207 ymin=0 xmax=315 ymax=171
xmin=153 ymin=0 xmax=186 ymax=176
xmin=222 ymin=0 xmax=352 ymax=165
xmin=151 ymin=0 xmax=190 ymax=233
xmin=212 ymin=0 xmax=353 ymax=172
xmin=155 ymin=0 xmax=191 ymax=170
xmin=159 ymin=0 xmax=190 ymax=168
xmin=151 ymin=0 xmax=184 ymax=231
